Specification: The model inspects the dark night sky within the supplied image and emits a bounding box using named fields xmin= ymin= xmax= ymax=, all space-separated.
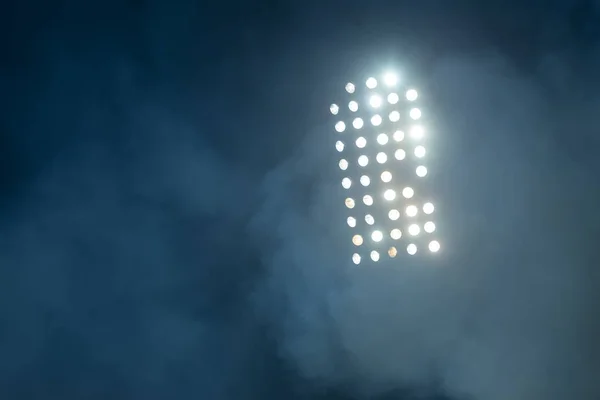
xmin=1 ymin=1 xmax=600 ymax=399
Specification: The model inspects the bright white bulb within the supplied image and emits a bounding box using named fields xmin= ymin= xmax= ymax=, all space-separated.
xmin=365 ymin=214 xmax=375 ymax=225
xmin=406 ymin=89 xmax=418 ymax=101
xmin=363 ymin=195 xmax=373 ymax=206
xmin=345 ymin=198 xmax=355 ymax=209
xmin=390 ymin=229 xmax=402 ymax=240
xmin=371 ymin=114 xmax=382 ymax=126
xmin=423 ymin=202 xmax=434 ymax=214
xmin=393 ymin=130 xmax=404 ymax=142
xmin=330 ymin=104 xmax=339 ymax=115
xmin=408 ymin=224 xmax=420 ymax=236
xmin=410 ymin=108 xmax=422 ymax=120
xmin=366 ymin=77 xmax=378 ymax=89
xmin=371 ymin=230 xmax=383 ymax=242
xmin=389 ymin=111 xmax=400 ymax=122
xmin=402 ymin=187 xmax=414 ymax=198
xmin=376 ymin=152 xmax=387 ymax=164
xmin=360 ymin=175 xmax=370 ymax=186
xmin=370 ymin=250 xmax=380 ymax=262
xmin=347 ymin=216 xmax=356 ymax=228
xmin=429 ymin=240 xmax=440 ymax=253
xmin=352 ymin=253 xmax=361 ymax=264
xmin=407 ymin=243 xmax=417 ymax=255
xmin=424 ymin=221 xmax=436 ymax=233
xmin=416 ymin=166 xmax=428 ymax=177
xmin=383 ymin=72 xmax=398 ymax=86
xmin=381 ymin=171 xmax=392 ymax=182
xmin=335 ymin=140 xmax=344 ymax=152
xmin=394 ymin=149 xmax=406 ymax=160
xmin=356 ymin=137 xmax=366 ymax=148
xmin=388 ymin=209 xmax=400 ymax=220
xmin=406 ymin=205 xmax=418 ymax=217
xmin=387 ymin=93 xmax=399 ymax=104
xmin=369 ymin=95 xmax=382 ymax=108
xmin=414 ymin=145 xmax=426 ymax=158
xmin=384 ymin=189 xmax=396 ymax=201
xmin=410 ymin=125 xmax=424 ymax=139
xmin=339 ymin=159 xmax=348 ymax=170
xmin=352 ymin=235 xmax=363 ymax=246
xmin=358 ymin=155 xmax=369 ymax=167
xmin=377 ymin=133 xmax=389 ymax=145
xmin=345 ymin=83 xmax=355 ymax=93
xmin=353 ymin=118 xmax=364 ymax=129
xmin=349 ymin=101 xmax=359 ymax=112
xmin=335 ymin=121 xmax=346 ymax=132
xmin=342 ymin=177 xmax=351 ymax=189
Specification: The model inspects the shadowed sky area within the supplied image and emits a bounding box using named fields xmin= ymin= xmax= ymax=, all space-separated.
xmin=1 ymin=1 xmax=600 ymax=399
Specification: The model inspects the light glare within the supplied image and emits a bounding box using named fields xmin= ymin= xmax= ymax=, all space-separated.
xmin=429 ymin=240 xmax=440 ymax=252
xmin=360 ymin=175 xmax=370 ymax=186
xmin=365 ymin=214 xmax=375 ymax=225
xmin=384 ymin=189 xmax=396 ymax=201
xmin=370 ymin=95 xmax=382 ymax=108
xmin=371 ymin=230 xmax=383 ymax=242
xmin=414 ymin=145 xmax=426 ymax=158
xmin=408 ymin=224 xmax=420 ymax=236
xmin=345 ymin=198 xmax=355 ymax=209
xmin=353 ymin=118 xmax=364 ymax=129
xmin=376 ymin=152 xmax=388 ymax=164
xmin=389 ymin=111 xmax=400 ymax=122
xmin=410 ymin=108 xmax=422 ymax=120
xmin=393 ymin=130 xmax=404 ymax=141
xmin=416 ymin=166 xmax=428 ymax=177
xmin=424 ymin=221 xmax=436 ymax=233
xmin=330 ymin=104 xmax=339 ymax=115
xmin=387 ymin=93 xmax=399 ymax=104
xmin=363 ymin=195 xmax=373 ymax=206
xmin=394 ymin=149 xmax=406 ymax=160
xmin=347 ymin=217 xmax=356 ymax=227
xmin=407 ymin=244 xmax=417 ymax=255
xmin=356 ymin=137 xmax=366 ymax=148
xmin=370 ymin=250 xmax=380 ymax=262
xmin=342 ymin=177 xmax=351 ymax=189
xmin=345 ymin=83 xmax=355 ymax=93
xmin=423 ymin=202 xmax=435 ymax=214
xmin=383 ymin=72 xmax=398 ymax=86
xmin=381 ymin=171 xmax=392 ymax=182
xmin=352 ymin=235 xmax=363 ymax=246
xmin=390 ymin=229 xmax=402 ymax=240
xmin=371 ymin=114 xmax=382 ymax=126
xmin=366 ymin=77 xmax=378 ymax=89
xmin=388 ymin=209 xmax=400 ymax=220
xmin=339 ymin=159 xmax=348 ymax=170
xmin=406 ymin=205 xmax=418 ymax=217
xmin=352 ymin=253 xmax=361 ymax=264
xmin=335 ymin=121 xmax=346 ymax=132
xmin=335 ymin=140 xmax=344 ymax=152
xmin=402 ymin=187 xmax=414 ymax=198
xmin=406 ymin=89 xmax=418 ymax=101
xmin=349 ymin=101 xmax=359 ymax=112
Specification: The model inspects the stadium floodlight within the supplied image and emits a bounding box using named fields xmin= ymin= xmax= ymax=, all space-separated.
xmin=330 ymin=70 xmax=441 ymax=263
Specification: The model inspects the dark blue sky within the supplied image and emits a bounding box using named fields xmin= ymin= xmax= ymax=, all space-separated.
xmin=1 ymin=1 xmax=600 ymax=399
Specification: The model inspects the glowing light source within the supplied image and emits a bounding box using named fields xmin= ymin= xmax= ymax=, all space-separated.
xmin=366 ymin=77 xmax=378 ymax=89
xmin=352 ymin=235 xmax=363 ymax=246
xmin=347 ymin=217 xmax=356 ymax=227
xmin=394 ymin=149 xmax=406 ymax=160
xmin=406 ymin=89 xmax=418 ymax=101
xmin=363 ymin=195 xmax=373 ymax=206
xmin=383 ymin=72 xmax=398 ymax=86
xmin=371 ymin=114 xmax=382 ymax=126
xmin=370 ymin=95 xmax=382 ymax=108
xmin=410 ymin=125 xmax=424 ymax=139
xmin=381 ymin=171 xmax=392 ymax=182
xmin=424 ymin=221 xmax=436 ymax=233
xmin=353 ymin=118 xmax=364 ymax=129
xmin=370 ymin=250 xmax=380 ymax=261
xmin=335 ymin=121 xmax=346 ymax=132
xmin=330 ymin=104 xmax=339 ymax=115
xmin=376 ymin=152 xmax=388 ymax=164
xmin=346 ymin=83 xmax=355 ymax=93
xmin=365 ymin=214 xmax=375 ymax=225
xmin=406 ymin=205 xmax=418 ymax=217
xmin=352 ymin=253 xmax=361 ymax=264
xmin=414 ymin=145 xmax=426 ymax=158
xmin=349 ymin=101 xmax=359 ymax=112
xmin=342 ymin=177 xmax=351 ymax=189
xmin=408 ymin=224 xmax=421 ymax=236
xmin=345 ymin=198 xmax=355 ymax=209
xmin=356 ymin=137 xmax=366 ymax=148
xmin=416 ymin=165 xmax=428 ymax=177
xmin=358 ymin=155 xmax=369 ymax=167
xmin=423 ymin=202 xmax=434 ymax=214
xmin=384 ymin=189 xmax=396 ymax=201
xmin=429 ymin=240 xmax=440 ymax=252
xmin=389 ymin=111 xmax=400 ymax=122
xmin=371 ymin=230 xmax=383 ymax=242
xmin=410 ymin=108 xmax=422 ymax=120
xmin=393 ymin=130 xmax=404 ymax=142
xmin=336 ymin=140 xmax=344 ymax=152
xmin=339 ymin=159 xmax=348 ymax=170
xmin=388 ymin=209 xmax=400 ymax=220
xmin=388 ymin=246 xmax=398 ymax=258
xmin=407 ymin=243 xmax=417 ymax=255
xmin=402 ymin=187 xmax=414 ymax=198
xmin=387 ymin=93 xmax=399 ymax=104
xmin=390 ymin=229 xmax=402 ymax=240
xmin=360 ymin=175 xmax=371 ymax=186
xmin=377 ymin=133 xmax=389 ymax=145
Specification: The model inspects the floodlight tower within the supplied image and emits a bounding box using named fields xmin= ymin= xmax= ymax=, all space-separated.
xmin=330 ymin=71 xmax=440 ymax=265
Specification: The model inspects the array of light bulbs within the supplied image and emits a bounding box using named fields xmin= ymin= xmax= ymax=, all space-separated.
xmin=330 ymin=72 xmax=440 ymax=264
